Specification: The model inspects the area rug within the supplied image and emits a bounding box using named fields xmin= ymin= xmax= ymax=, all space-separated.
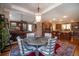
xmin=10 ymin=46 xmax=44 ymax=56
xmin=10 ymin=40 xmax=76 ymax=56
xmin=54 ymin=40 xmax=76 ymax=56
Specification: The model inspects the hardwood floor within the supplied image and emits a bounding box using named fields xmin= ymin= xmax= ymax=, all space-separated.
xmin=60 ymin=37 xmax=79 ymax=56
xmin=0 ymin=37 xmax=79 ymax=56
xmin=0 ymin=43 xmax=18 ymax=56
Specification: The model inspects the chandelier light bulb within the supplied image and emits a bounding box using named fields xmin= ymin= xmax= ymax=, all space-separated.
xmin=35 ymin=15 xmax=41 ymax=22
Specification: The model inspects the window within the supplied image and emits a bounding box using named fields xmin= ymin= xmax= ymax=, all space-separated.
xmin=28 ymin=24 xmax=32 ymax=31
xmin=23 ymin=24 xmax=26 ymax=31
xmin=62 ymin=24 xmax=71 ymax=30
xmin=66 ymin=24 xmax=71 ymax=30
xmin=10 ymin=23 xmax=16 ymax=29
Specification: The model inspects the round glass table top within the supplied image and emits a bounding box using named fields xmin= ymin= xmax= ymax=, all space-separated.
xmin=23 ymin=37 xmax=48 ymax=45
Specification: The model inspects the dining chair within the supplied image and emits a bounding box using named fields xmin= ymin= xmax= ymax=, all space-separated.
xmin=27 ymin=33 xmax=35 ymax=38
xmin=38 ymin=37 xmax=57 ymax=56
xmin=16 ymin=36 xmax=36 ymax=56
xmin=44 ymin=33 xmax=52 ymax=38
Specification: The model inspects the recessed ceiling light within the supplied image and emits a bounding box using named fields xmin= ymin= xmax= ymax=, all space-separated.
xmin=52 ymin=18 xmax=56 ymax=21
xmin=63 ymin=16 xmax=68 ymax=18
xmin=9 ymin=14 xmax=12 ymax=17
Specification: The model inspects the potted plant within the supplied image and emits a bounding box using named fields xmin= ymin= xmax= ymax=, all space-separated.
xmin=0 ymin=14 xmax=9 ymax=51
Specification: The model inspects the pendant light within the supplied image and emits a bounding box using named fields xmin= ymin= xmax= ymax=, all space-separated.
xmin=35 ymin=4 xmax=41 ymax=22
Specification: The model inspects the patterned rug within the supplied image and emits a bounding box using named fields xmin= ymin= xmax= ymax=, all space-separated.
xmin=10 ymin=40 xmax=76 ymax=56
xmin=54 ymin=40 xmax=76 ymax=56
xmin=10 ymin=46 xmax=44 ymax=56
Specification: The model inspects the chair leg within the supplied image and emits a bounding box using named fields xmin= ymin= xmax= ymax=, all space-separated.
xmin=0 ymin=51 xmax=1 ymax=55
xmin=8 ymin=40 xmax=12 ymax=49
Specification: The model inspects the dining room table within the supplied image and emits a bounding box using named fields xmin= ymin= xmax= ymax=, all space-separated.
xmin=23 ymin=37 xmax=48 ymax=56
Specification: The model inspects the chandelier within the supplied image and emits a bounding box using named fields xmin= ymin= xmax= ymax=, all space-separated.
xmin=35 ymin=4 xmax=41 ymax=22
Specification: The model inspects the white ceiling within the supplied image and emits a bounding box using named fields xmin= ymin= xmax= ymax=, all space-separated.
xmin=11 ymin=3 xmax=55 ymax=13
xmin=42 ymin=4 xmax=79 ymax=20
xmin=1 ymin=3 xmax=79 ymax=23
